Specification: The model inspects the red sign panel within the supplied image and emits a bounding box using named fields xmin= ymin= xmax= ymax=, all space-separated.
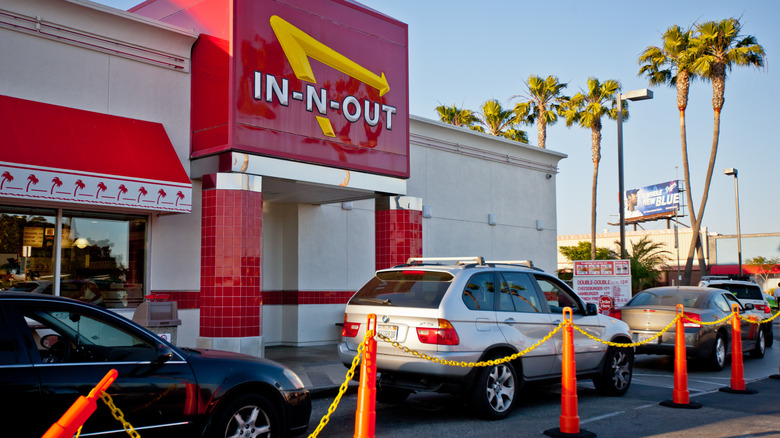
xmin=179 ymin=0 xmax=409 ymax=178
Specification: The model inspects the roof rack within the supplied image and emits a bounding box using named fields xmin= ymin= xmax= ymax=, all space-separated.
xmin=702 ymin=274 xmax=755 ymax=283
xmin=485 ymin=260 xmax=535 ymax=268
xmin=405 ymin=257 xmax=486 ymax=266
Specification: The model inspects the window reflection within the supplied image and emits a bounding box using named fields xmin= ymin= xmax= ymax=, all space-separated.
xmin=0 ymin=206 xmax=147 ymax=308
xmin=0 ymin=206 xmax=56 ymax=290
xmin=61 ymin=211 xmax=147 ymax=308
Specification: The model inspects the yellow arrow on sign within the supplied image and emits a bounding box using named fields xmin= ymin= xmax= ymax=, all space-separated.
xmin=270 ymin=15 xmax=390 ymax=96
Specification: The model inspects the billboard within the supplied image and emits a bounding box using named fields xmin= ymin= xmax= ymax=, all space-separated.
xmin=625 ymin=180 xmax=680 ymax=223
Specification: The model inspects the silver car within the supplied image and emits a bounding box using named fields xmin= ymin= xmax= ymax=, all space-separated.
xmin=338 ymin=257 xmax=634 ymax=419
xmin=618 ymin=286 xmax=765 ymax=371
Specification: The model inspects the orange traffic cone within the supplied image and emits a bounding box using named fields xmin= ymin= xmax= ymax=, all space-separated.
xmin=354 ymin=314 xmax=378 ymax=438
xmin=660 ymin=305 xmax=702 ymax=409
xmin=720 ymin=304 xmax=757 ymax=395
xmin=544 ymin=308 xmax=595 ymax=438
xmin=43 ymin=369 xmax=118 ymax=438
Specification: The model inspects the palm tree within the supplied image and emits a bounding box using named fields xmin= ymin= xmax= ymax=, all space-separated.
xmin=638 ymin=25 xmax=708 ymax=283
xmin=26 ymin=174 xmax=39 ymax=192
xmin=514 ymin=75 xmax=568 ymax=148
xmin=137 ymin=186 xmax=148 ymax=202
xmin=615 ymin=236 xmax=672 ymax=293
xmin=475 ymin=99 xmax=528 ymax=142
xmin=95 ymin=182 xmax=107 ymax=198
xmin=681 ymin=18 xmax=765 ymax=284
xmin=116 ymin=184 xmax=128 ymax=200
xmin=176 ymin=191 xmax=185 ymax=206
xmin=434 ymin=104 xmax=481 ymax=130
xmin=50 ymin=177 xmax=62 ymax=194
xmin=1 ymin=171 xmax=14 ymax=190
xmin=156 ymin=188 xmax=167 ymax=204
xmin=73 ymin=179 xmax=85 ymax=196
xmin=560 ymin=78 xmax=625 ymax=260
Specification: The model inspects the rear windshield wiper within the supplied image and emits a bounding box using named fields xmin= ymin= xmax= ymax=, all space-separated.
xmin=353 ymin=297 xmax=392 ymax=305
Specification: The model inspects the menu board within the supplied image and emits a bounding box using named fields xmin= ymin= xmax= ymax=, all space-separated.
xmin=573 ymin=260 xmax=632 ymax=314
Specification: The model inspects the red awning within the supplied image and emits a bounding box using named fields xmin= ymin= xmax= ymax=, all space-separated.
xmin=710 ymin=264 xmax=780 ymax=275
xmin=0 ymin=95 xmax=191 ymax=212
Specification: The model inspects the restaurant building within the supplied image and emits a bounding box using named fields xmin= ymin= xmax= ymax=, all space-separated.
xmin=0 ymin=0 xmax=565 ymax=355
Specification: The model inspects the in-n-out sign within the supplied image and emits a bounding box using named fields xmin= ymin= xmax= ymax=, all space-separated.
xmin=254 ymin=15 xmax=398 ymax=137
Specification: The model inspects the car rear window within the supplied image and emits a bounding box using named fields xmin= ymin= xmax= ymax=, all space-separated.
xmin=348 ymin=270 xmax=454 ymax=309
xmin=709 ymin=284 xmax=763 ymax=301
xmin=626 ymin=290 xmax=707 ymax=308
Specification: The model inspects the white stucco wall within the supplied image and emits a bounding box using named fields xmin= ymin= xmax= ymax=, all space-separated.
xmin=261 ymin=116 xmax=566 ymax=346
xmin=408 ymin=116 xmax=566 ymax=273
xmin=0 ymin=0 xmax=199 ymax=293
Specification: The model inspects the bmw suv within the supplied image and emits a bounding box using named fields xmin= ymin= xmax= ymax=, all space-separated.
xmin=338 ymin=257 xmax=634 ymax=419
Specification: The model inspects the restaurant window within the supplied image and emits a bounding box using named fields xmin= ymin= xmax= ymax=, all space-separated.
xmin=0 ymin=205 xmax=147 ymax=309
xmin=0 ymin=206 xmax=56 ymax=291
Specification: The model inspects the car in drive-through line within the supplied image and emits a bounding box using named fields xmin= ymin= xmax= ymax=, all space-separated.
xmin=338 ymin=257 xmax=634 ymax=419
xmin=616 ymin=286 xmax=765 ymax=371
xmin=0 ymin=292 xmax=311 ymax=438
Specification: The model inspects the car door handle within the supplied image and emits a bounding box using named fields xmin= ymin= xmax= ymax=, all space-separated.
xmin=553 ymin=320 xmax=562 ymax=324
xmin=504 ymin=318 xmax=516 ymax=325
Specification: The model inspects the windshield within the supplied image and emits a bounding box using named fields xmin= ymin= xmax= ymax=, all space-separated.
xmin=710 ymin=284 xmax=763 ymax=301
xmin=626 ymin=290 xmax=707 ymax=309
xmin=349 ymin=270 xmax=453 ymax=309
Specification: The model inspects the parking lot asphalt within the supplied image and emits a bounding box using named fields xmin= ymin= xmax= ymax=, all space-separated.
xmin=265 ymin=334 xmax=780 ymax=398
xmin=265 ymin=344 xmax=358 ymax=398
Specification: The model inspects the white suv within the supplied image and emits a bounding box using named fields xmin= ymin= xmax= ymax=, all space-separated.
xmin=699 ymin=276 xmax=773 ymax=346
xmin=338 ymin=257 xmax=634 ymax=419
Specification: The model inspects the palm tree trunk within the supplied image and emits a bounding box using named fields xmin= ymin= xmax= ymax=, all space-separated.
xmin=537 ymin=112 xmax=546 ymax=149
xmin=590 ymin=125 xmax=601 ymax=260
xmin=683 ymin=66 xmax=725 ymax=284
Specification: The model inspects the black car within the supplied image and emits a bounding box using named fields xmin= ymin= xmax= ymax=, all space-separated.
xmin=0 ymin=292 xmax=311 ymax=437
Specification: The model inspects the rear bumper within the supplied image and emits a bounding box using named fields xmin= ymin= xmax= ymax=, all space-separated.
xmin=632 ymin=330 xmax=715 ymax=359
xmin=337 ymin=341 xmax=479 ymax=379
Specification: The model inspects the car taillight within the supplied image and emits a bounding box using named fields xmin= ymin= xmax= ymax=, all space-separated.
xmin=609 ymin=309 xmax=621 ymax=319
xmin=756 ymin=304 xmax=770 ymax=314
xmin=682 ymin=312 xmax=701 ymax=328
xmin=416 ymin=319 xmax=460 ymax=345
xmin=342 ymin=314 xmax=360 ymax=338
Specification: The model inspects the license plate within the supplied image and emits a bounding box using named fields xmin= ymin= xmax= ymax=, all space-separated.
xmin=633 ymin=332 xmax=656 ymax=343
xmin=377 ymin=325 xmax=398 ymax=341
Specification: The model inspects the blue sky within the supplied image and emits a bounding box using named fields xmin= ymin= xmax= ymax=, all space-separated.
xmin=98 ymin=0 xmax=779 ymax=239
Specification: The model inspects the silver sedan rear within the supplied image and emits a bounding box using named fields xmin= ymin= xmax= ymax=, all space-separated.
xmin=618 ymin=286 xmax=765 ymax=370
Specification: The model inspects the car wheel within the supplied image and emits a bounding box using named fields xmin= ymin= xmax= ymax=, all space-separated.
xmin=376 ymin=387 xmax=412 ymax=404
xmin=751 ymin=327 xmax=766 ymax=358
xmin=209 ymin=394 xmax=279 ymax=438
xmin=469 ymin=357 xmax=518 ymax=420
xmin=592 ymin=346 xmax=633 ymax=396
xmin=709 ymin=332 xmax=727 ymax=371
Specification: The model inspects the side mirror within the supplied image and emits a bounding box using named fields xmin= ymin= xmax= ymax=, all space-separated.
xmin=586 ymin=303 xmax=598 ymax=316
xmin=744 ymin=303 xmax=755 ymax=311
xmin=154 ymin=345 xmax=173 ymax=364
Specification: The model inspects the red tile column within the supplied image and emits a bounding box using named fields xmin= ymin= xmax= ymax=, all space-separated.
xmin=375 ymin=196 xmax=423 ymax=270
xmin=198 ymin=174 xmax=263 ymax=356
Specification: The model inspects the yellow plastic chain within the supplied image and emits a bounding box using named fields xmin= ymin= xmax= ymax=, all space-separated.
xmin=377 ymin=308 xmax=778 ymax=366
xmin=308 ymin=330 xmax=369 ymax=438
xmin=377 ymin=322 xmax=564 ymax=368
xmin=739 ymin=309 xmax=780 ymax=324
xmin=99 ymin=392 xmax=141 ymax=438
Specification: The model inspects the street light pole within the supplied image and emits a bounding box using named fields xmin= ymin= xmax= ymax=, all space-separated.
xmin=724 ymin=168 xmax=742 ymax=275
xmin=617 ymin=89 xmax=653 ymax=259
